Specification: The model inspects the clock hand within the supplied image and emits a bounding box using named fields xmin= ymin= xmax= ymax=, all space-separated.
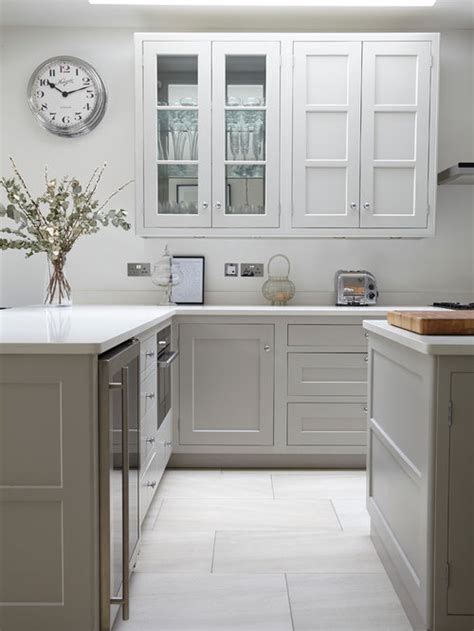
xmin=63 ymin=85 xmax=91 ymax=95
xmin=47 ymin=81 xmax=68 ymax=97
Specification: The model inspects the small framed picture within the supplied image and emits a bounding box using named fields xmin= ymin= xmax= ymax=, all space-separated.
xmin=171 ymin=256 xmax=205 ymax=305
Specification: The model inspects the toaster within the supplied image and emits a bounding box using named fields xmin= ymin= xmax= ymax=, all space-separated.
xmin=335 ymin=270 xmax=379 ymax=306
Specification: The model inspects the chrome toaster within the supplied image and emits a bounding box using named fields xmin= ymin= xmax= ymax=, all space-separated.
xmin=335 ymin=270 xmax=379 ymax=306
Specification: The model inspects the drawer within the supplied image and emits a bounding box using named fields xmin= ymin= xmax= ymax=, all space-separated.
xmin=288 ymin=324 xmax=368 ymax=349
xmin=140 ymin=334 xmax=157 ymax=375
xmin=288 ymin=402 xmax=368 ymax=446
xmin=157 ymin=408 xmax=173 ymax=465
xmin=140 ymin=369 xmax=157 ymax=419
xmin=288 ymin=353 xmax=368 ymax=397
xmin=140 ymin=404 xmax=157 ymax=475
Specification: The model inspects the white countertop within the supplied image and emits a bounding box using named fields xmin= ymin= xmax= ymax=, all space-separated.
xmin=363 ymin=319 xmax=474 ymax=355
xmin=0 ymin=304 xmax=443 ymax=355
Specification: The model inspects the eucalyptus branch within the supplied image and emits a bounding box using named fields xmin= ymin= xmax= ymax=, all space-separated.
xmin=97 ymin=179 xmax=133 ymax=211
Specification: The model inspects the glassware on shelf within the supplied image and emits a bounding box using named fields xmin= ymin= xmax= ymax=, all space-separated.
xmin=243 ymin=97 xmax=262 ymax=106
xmin=151 ymin=245 xmax=182 ymax=305
xmin=225 ymin=164 xmax=265 ymax=215
xmin=158 ymin=110 xmax=199 ymax=161
xmin=227 ymin=96 xmax=242 ymax=106
xmin=262 ymin=254 xmax=295 ymax=306
xmin=180 ymin=97 xmax=197 ymax=106
xmin=225 ymin=110 xmax=265 ymax=162
xmin=158 ymin=165 xmax=199 ymax=215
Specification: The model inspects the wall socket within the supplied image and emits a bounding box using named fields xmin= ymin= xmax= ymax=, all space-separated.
xmin=224 ymin=263 xmax=239 ymax=277
xmin=127 ymin=263 xmax=151 ymax=277
xmin=241 ymin=263 xmax=264 ymax=277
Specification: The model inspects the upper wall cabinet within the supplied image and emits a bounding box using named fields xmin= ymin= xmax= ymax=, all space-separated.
xmin=135 ymin=33 xmax=439 ymax=237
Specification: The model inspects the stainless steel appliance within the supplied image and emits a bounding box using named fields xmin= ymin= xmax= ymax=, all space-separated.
xmin=157 ymin=326 xmax=179 ymax=429
xmin=335 ymin=270 xmax=378 ymax=306
xmin=99 ymin=339 xmax=140 ymax=631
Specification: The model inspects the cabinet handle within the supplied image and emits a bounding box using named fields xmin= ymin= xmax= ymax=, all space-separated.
xmin=363 ymin=202 xmax=371 ymax=211
xmin=146 ymin=437 xmax=155 ymax=445
xmin=264 ymin=345 xmax=272 ymax=352
xmin=164 ymin=441 xmax=172 ymax=447
xmin=146 ymin=480 xmax=157 ymax=489
xmin=364 ymin=356 xmax=369 ymax=363
xmin=215 ymin=202 xmax=222 ymax=209
xmin=364 ymin=406 xmax=368 ymax=413
xmin=145 ymin=392 xmax=155 ymax=400
xmin=365 ymin=332 xmax=369 ymax=339
xmin=158 ymin=340 xmax=167 ymax=347
xmin=350 ymin=203 xmax=357 ymax=210
xmin=202 ymin=202 xmax=209 ymax=209
xmin=145 ymin=350 xmax=155 ymax=359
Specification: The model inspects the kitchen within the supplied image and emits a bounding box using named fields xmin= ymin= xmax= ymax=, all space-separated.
xmin=0 ymin=1 xmax=473 ymax=630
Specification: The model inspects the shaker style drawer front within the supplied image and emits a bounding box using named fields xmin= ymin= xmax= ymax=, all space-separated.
xmin=288 ymin=402 xmax=367 ymax=446
xmin=140 ymin=369 xmax=157 ymax=419
xmin=140 ymin=403 xmax=158 ymax=474
xmin=288 ymin=324 xmax=368 ymax=349
xmin=140 ymin=334 xmax=157 ymax=375
xmin=288 ymin=353 xmax=368 ymax=396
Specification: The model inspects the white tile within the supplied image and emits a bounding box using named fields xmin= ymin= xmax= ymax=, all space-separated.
xmin=213 ymin=531 xmax=384 ymax=574
xmin=154 ymin=498 xmax=341 ymax=533
xmin=272 ymin=470 xmax=366 ymax=500
xmin=113 ymin=574 xmax=293 ymax=631
xmin=287 ymin=573 xmax=413 ymax=631
xmin=332 ymin=498 xmax=371 ymax=532
xmin=155 ymin=469 xmax=273 ymax=500
xmin=135 ymin=531 xmax=215 ymax=573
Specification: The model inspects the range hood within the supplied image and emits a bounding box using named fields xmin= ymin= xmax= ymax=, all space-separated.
xmin=438 ymin=162 xmax=474 ymax=185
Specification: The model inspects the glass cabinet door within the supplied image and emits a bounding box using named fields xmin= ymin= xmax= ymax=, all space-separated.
xmin=212 ymin=42 xmax=281 ymax=228
xmin=143 ymin=42 xmax=211 ymax=227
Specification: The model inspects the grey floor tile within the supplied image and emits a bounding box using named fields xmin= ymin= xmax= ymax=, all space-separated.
xmin=272 ymin=470 xmax=366 ymax=500
xmin=287 ymin=573 xmax=413 ymax=630
xmin=154 ymin=498 xmax=341 ymax=533
xmin=213 ymin=531 xmax=384 ymax=574
xmin=113 ymin=573 xmax=293 ymax=631
xmin=155 ymin=469 xmax=273 ymax=500
xmin=332 ymin=498 xmax=371 ymax=532
xmin=135 ymin=531 xmax=215 ymax=573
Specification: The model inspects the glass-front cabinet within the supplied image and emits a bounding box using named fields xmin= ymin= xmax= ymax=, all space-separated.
xmin=143 ymin=42 xmax=212 ymax=228
xmin=141 ymin=40 xmax=280 ymax=230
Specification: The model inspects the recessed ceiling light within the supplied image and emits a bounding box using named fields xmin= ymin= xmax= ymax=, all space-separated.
xmin=89 ymin=0 xmax=437 ymax=6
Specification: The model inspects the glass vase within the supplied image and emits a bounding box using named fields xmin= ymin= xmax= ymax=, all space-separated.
xmin=45 ymin=255 xmax=72 ymax=307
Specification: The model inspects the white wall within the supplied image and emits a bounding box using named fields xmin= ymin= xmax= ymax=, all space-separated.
xmin=1 ymin=26 xmax=473 ymax=307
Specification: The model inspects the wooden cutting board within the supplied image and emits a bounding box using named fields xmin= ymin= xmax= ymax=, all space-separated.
xmin=388 ymin=311 xmax=474 ymax=335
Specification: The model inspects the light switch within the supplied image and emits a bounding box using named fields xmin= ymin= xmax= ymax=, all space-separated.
xmin=225 ymin=263 xmax=238 ymax=277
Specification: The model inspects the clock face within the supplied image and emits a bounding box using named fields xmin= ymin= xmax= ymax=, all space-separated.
xmin=27 ymin=56 xmax=107 ymax=137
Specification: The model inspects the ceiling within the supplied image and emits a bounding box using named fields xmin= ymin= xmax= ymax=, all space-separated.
xmin=0 ymin=0 xmax=473 ymax=30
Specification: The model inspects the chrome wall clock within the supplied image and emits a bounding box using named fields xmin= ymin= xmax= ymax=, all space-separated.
xmin=27 ymin=56 xmax=107 ymax=137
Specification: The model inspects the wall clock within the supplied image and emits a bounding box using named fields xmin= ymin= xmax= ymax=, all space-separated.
xmin=27 ymin=56 xmax=107 ymax=137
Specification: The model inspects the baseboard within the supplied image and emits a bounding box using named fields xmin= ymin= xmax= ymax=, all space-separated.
xmin=168 ymin=453 xmax=366 ymax=468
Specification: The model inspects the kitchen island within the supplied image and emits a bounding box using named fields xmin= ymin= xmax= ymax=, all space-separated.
xmin=0 ymin=304 xmax=445 ymax=631
xmin=363 ymin=320 xmax=474 ymax=631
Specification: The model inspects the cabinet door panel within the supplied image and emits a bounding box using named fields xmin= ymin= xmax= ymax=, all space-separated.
xmin=447 ymin=373 xmax=474 ymax=615
xmin=179 ymin=324 xmax=274 ymax=445
xmin=288 ymin=353 xmax=368 ymax=397
xmin=288 ymin=402 xmax=367 ymax=446
xmin=293 ymin=42 xmax=361 ymax=228
xmin=360 ymin=42 xmax=432 ymax=228
xmin=212 ymin=42 xmax=280 ymax=228
xmin=143 ymin=41 xmax=212 ymax=228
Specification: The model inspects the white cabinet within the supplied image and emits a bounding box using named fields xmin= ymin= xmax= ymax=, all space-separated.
xmin=292 ymin=42 xmax=362 ymax=228
xmin=178 ymin=323 xmax=275 ymax=446
xmin=141 ymin=39 xmax=280 ymax=230
xmin=293 ymin=40 xmax=434 ymax=229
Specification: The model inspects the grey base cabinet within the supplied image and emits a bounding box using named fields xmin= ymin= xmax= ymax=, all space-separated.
xmin=178 ymin=323 xmax=275 ymax=446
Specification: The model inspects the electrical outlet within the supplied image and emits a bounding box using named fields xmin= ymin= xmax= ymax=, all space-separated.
xmin=127 ymin=263 xmax=151 ymax=277
xmin=241 ymin=263 xmax=264 ymax=277
xmin=225 ymin=263 xmax=239 ymax=277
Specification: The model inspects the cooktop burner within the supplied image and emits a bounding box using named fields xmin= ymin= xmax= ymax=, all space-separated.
xmin=433 ymin=302 xmax=474 ymax=310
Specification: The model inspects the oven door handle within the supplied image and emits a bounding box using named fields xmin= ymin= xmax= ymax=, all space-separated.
xmin=158 ymin=350 xmax=179 ymax=368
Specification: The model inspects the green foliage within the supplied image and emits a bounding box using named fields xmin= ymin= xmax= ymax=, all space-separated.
xmin=0 ymin=158 xmax=132 ymax=261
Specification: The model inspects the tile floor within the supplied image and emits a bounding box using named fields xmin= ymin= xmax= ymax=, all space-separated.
xmin=114 ymin=469 xmax=412 ymax=631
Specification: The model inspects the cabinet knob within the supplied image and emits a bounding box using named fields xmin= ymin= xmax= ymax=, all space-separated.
xmin=350 ymin=203 xmax=357 ymax=210
xmin=146 ymin=480 xmax=157 ymax=489
xmin=364 ymin=356 xmax=369 ymax=363
xmin=264 ymin=345 xmax=272 ymax=352
xmin=364 ymin=406 xmax=368 ymax=413
xmin=146 ymin=437 xmax=155 ymax=445
xmin=202 ymin=202 xmax=209 ymax=209
xmin=145 ymin=350 xmax=155 ymax=359
xmin=363 ymin=202 xmax=371 ymax=210
xmin=215 ymin=202 xmax=222 ymax=209
xmin=164 ymin=441 xmax=172 ymax=447
xmin=365 ymin=332 xmax=369 ymax=339
xmin=145 ymin=392 xmax=155 ymax=400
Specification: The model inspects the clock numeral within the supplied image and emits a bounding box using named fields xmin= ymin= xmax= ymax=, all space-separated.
xmin=82 ymin=76 xmax=91 ymax=83
xmin=60 ymin=63 xmax=71 ymax=73
xmin=62 ymin=115 xmax=71 ymax=125
xmin=36 ymin=90 xmax=45 ymax=99
xmin=84 ymin=103 xmax=92 ymax=111
xmin=49 ymin=112 xmax=57 ymax=121
xmin=74 ymin=112 xmax=83 ymax=121
xmin=86 ymin=89 xmax=95 ymax=99
xmin=40 ymin=103 xmax=48 ymax=111
xmin=39 ymin=79 xmax=48 ymax=87
xmin=49 ymin=68 xmax=56 ymax=77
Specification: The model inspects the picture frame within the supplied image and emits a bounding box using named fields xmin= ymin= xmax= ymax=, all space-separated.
xmin=171 ymin=255 xmax=205 ymax=305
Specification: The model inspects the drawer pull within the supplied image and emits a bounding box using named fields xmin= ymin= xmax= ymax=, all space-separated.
xmin=145 ymin=392 xmax=155 ymax=400
xmin=145 ymin=350 xmax=155 ymax=359
xmin=146 ymin=480 xmax=157 ymax=489
xmin=364 ymin=333 xmax=369 ymax=339
xmin=146 ymin=437 xmax=155 ymax=445
xmin=364 ymin=406 xmax=368 ymax=413
xmin=264 ymin=345 xmax=272 ymax=353
xmin=164 ymin=440 xmax=172 ymax=447
xmin=364 ymin=356 xmax=369 ymax=363
xmin=158 ymin=340 xmax=168 ymax=347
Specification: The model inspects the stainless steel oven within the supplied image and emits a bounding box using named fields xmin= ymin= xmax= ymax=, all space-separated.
xmin=157 ymin=326 xmax=178 ymax=429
